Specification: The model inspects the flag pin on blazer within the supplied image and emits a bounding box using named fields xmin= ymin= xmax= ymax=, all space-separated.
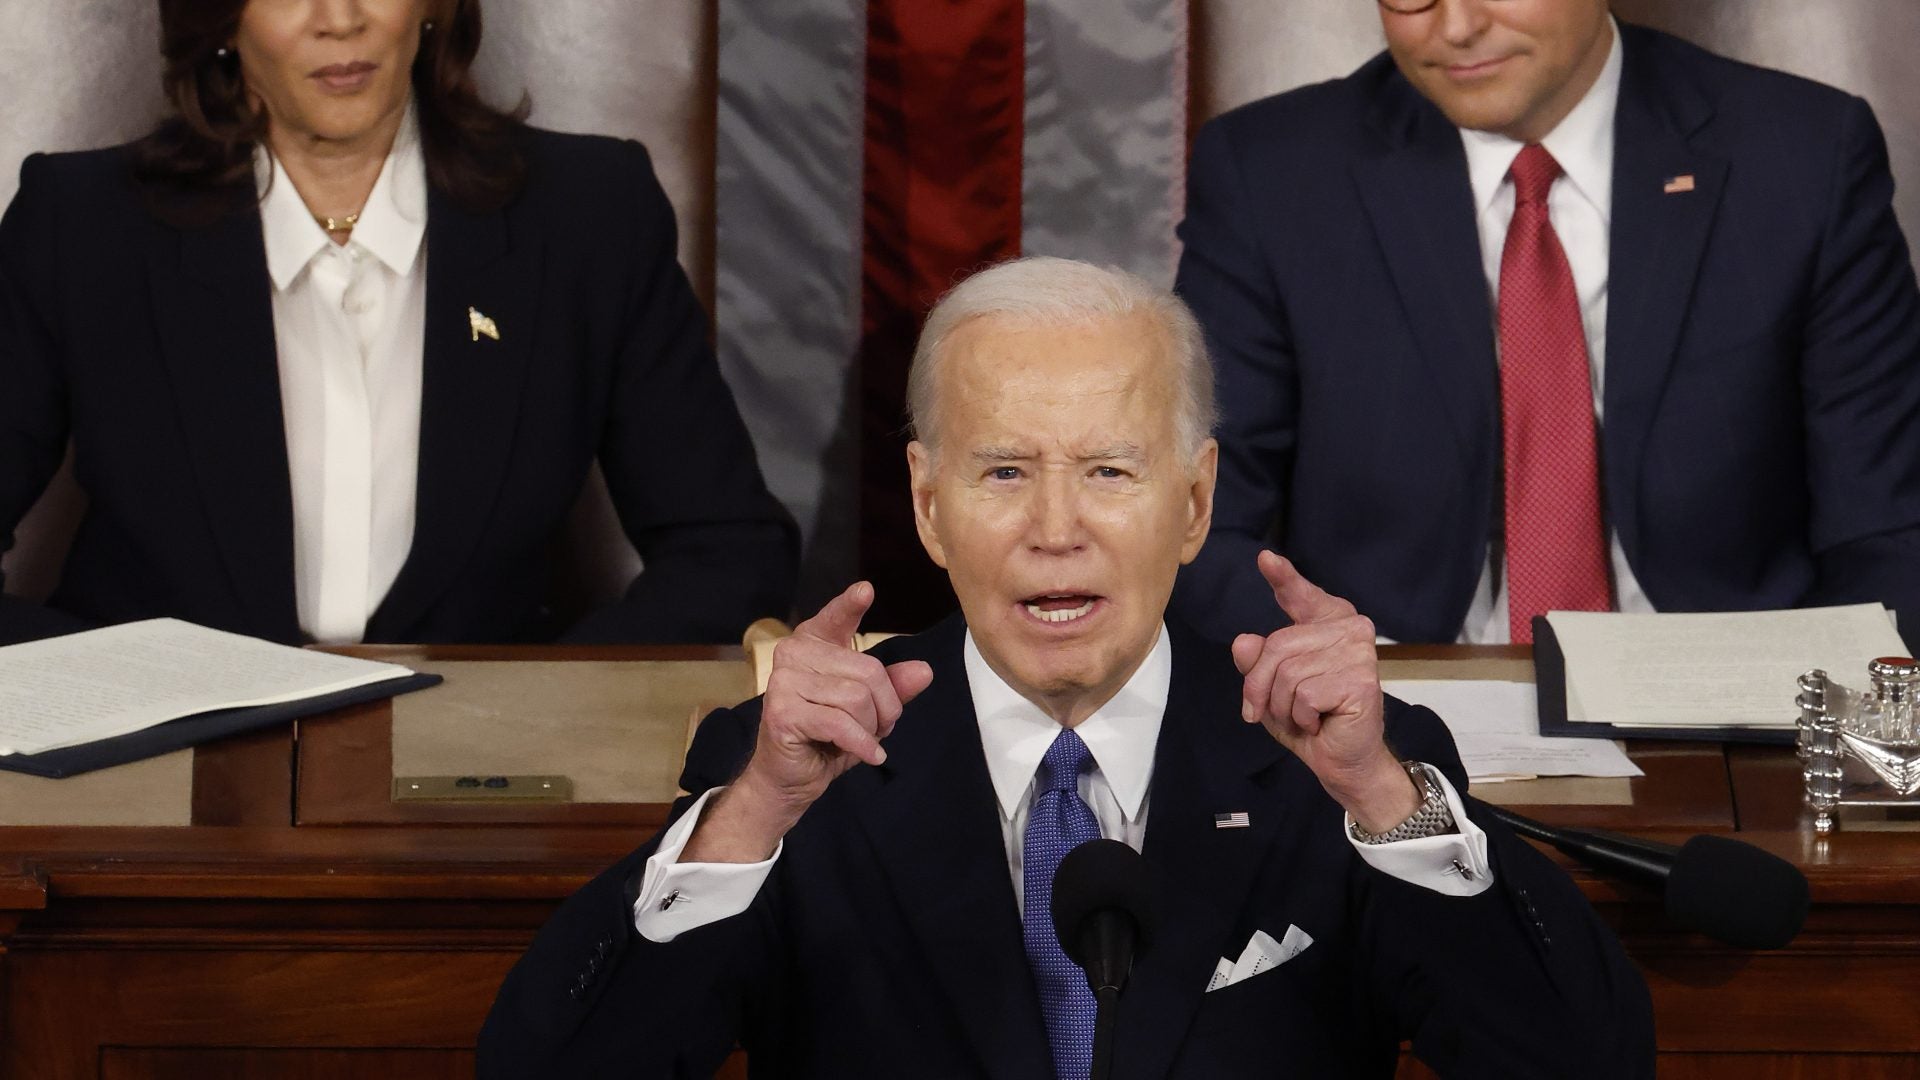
xmin=1663 ymin=174 xmax=1696 ymax=194
xmin=468 ymin=306 xmax=500 ymax=342
xmin=1215 ymin=811 xmax=1251 ymax=829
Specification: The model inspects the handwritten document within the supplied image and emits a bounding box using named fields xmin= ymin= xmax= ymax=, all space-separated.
xmin=0 ymin=619 xmax=415 ymax=756
xmin=1383 ymin=679 xmax=1642 ymax=782
xmin=1546 ymin=604 xmax=1908 ymax=730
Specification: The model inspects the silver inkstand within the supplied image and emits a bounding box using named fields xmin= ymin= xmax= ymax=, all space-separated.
xmin=1799 ymin=656 xmax=1920 ymax=833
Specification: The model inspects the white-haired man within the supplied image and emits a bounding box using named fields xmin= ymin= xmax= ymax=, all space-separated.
xmin=479 ymin=257 xmax=1654 ymax=1078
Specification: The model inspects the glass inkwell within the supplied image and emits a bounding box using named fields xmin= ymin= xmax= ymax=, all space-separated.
xmin=1798 ymin=656 xmax=1920 ymax=832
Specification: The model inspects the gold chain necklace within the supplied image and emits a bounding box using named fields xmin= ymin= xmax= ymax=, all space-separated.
xmin=315 ymin=212 xmax=361 ymax=233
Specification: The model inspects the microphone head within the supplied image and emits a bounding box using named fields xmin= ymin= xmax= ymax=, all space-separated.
xmin=1665 ymin=835 xmax=1809 ymax=950
xmin=1050 ymin=838 xmax=1156 ymax=969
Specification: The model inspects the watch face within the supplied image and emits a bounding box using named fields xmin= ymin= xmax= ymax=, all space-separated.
xmin=1410 ymin=761 xmax=1438 ymax=797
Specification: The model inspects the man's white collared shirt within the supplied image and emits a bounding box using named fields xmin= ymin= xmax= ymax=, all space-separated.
xmin=630 ymin=627 xmax=1492 ymax=944
xmin=971 ymin=625 xmax=1167 ymax=914
xmin=1455 ymin=19 xmax=1655 ymax=643
xmin=257 ymin=104 xmax=428 ymax=644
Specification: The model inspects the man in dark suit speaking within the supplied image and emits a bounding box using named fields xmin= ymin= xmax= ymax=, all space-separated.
xmin=1173 ymin=0 xmax=1920 ymax=648
xmin=479 ymin=257 xmax=1653 ymax=1078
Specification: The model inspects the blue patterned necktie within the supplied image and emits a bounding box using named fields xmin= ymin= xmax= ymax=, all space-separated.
xmin=1023 ymin=727 xmax=1100 ymax=1080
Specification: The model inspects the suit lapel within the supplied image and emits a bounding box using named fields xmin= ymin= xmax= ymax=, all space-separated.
xmin=1350 ymin=82 xmax=1501 ymax=468
xmin=846 ymin=621 xmax=1052 ymax=1078
xmin=148 ymin=202 xmax=300 ymax=640
xmin=1603 ymin=28 xmax=1725 ymax=564
xmin=369 ymin=190 xmax=544 ymax=638
xmin=1114 ymin=632 xmax=1289 ymax=1080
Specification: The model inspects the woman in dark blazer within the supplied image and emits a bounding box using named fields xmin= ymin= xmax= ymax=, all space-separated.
xmin=0 ymin=0 xmax=797 ymax=646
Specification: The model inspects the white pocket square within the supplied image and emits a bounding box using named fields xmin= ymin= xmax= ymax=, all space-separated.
xmin=1206 ymin=925 xmax=1313 ymax=992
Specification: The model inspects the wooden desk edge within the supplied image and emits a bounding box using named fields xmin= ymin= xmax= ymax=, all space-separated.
xmin=321 ymin=643 xmax=747 ymax=663
xmin=0 ymin=859 xmax=46 ymax=911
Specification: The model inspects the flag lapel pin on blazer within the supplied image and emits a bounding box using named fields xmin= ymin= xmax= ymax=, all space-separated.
xmin=1662 ymin=174 xmax=1696 ymax=194
xmin=468 ymin=306 xmax=500 ymax=342
xmin=1214 ymin=811 xmax=1251 ymax=829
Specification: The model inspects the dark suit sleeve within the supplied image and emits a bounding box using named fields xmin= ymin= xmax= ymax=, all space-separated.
xmin=0 ymin=154 xmax=94 ymax=645
xmin=1169 ymin=118 xmax=1296 ymax=643
xmin=478 ymin=698 xmax=781 ymax=1077
xmin=563 ymin=141 xmax=799 ymax=645
xmin=1795 ymin=97 xmax=1920 ymax=652
xmin=1355 ymin=701 xmax=1656 ymax=1078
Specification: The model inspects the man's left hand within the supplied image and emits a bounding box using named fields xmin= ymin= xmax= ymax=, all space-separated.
xmin=1231 ymin=550 xmax=1420 ymax=834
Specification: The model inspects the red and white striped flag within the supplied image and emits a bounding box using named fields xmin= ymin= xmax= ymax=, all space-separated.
xmin=716 ymin=0 xmax=1189 ymax=627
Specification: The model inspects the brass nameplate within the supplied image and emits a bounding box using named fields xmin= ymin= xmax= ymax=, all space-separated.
xmin=392 ymin=775 xmax=574 ymax=803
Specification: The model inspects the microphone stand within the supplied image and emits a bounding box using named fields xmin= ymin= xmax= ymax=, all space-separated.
xmin=1091 ymin=985 xmax=1118 ymax=1080
xmin=1484 ymin=804 xmax=1673 ymax=889
xmin=1082 ymin=911 xmax=1132 ymax=1080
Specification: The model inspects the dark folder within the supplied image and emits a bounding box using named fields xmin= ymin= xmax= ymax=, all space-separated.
xmin=1531 ymin=616 xmax=1795 ymax=746
xmin=0 ymin=672 xmax=443 ymax=779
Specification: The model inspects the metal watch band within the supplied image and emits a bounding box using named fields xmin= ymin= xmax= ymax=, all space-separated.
xmin=1349 ymin=762 xmax=1456 ymax=845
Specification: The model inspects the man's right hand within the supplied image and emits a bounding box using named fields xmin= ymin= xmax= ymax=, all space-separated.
xmin=682 ymin=581 xmax=934 ymax=863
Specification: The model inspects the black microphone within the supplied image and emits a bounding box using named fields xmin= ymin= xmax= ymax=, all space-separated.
xmin=1051 ymin=839 xmax=1154 ymax=1080
xmin=1485 ymin=804 xmax=1809 ymax=950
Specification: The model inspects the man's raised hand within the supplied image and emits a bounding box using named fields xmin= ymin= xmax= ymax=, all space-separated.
xmin=685 ymin=582 xmax=933 ymax=862
xmin=750 ymin=581 xmax=933 ymax=798
xmin=1230 ymin=551 xmax=1417 ymax=833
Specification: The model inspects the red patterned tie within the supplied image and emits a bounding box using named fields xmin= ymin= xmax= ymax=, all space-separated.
xmin=1499 ymin=144 xmax=1611 ymax=644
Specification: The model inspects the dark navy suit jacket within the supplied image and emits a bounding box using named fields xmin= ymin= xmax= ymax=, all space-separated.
xmin=1173 ymin=24 xmax=1920 ymax=648
xmin=477 ymin=617 xmax=1654 ymax=1078
xmin=0 ymin=128 xmax=796 ymax=646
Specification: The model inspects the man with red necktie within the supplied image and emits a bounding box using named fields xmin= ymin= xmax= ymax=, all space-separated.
xmin=1174 ymin=0 xmax=1920 ymax=648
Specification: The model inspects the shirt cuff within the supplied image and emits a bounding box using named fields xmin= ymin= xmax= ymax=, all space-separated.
xmin=1343 ymin=765 xmax=1493 ymax=897
xmin=631 ymin=786 xmax=782 ymax=942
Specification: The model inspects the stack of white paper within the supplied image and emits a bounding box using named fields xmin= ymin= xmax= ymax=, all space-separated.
xmin=1383 ymin=679 xmax=1642 ymax=782
xmin=1546 ymin=604 xmax=1908 ymax=730
xmin=0 ymin=618 xmax=416 ymax=756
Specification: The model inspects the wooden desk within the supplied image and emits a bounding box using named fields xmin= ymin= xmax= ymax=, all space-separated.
xmin=0 ymin=825 xmax=638 ymax=1078
xmin=297 ymin=644 xmax=748 ymax=828
xmin=0 ymin=645 xmax=736 ymax=1080
xmin=0 ymin=646 xmax=1915 ymax=1078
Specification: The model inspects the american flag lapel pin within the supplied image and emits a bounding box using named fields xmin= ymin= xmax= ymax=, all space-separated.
xmin=468 ymin=306 xmax=501 ymax=342
xmin=1662 ymin=174 xmax=1696 ymax=194
xmin=1214 ymin=811 xmax=1251 ymax=830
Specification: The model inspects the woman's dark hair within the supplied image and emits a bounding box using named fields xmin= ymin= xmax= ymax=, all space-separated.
xmin=136 ymin=0 xmax=528 ymax=217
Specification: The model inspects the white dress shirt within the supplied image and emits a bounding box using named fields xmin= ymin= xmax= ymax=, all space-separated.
xmin=1455 ymin=19 xmax=1655 ymax=644
xmin=258 ymin=104 xmax=428 ymax=644
xmin=631 ymin=626 xmax=1492 ymax=944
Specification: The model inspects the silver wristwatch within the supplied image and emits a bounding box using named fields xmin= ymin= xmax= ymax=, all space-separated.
xmin=1348 ymin=762 xmax=1455 ymax=845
